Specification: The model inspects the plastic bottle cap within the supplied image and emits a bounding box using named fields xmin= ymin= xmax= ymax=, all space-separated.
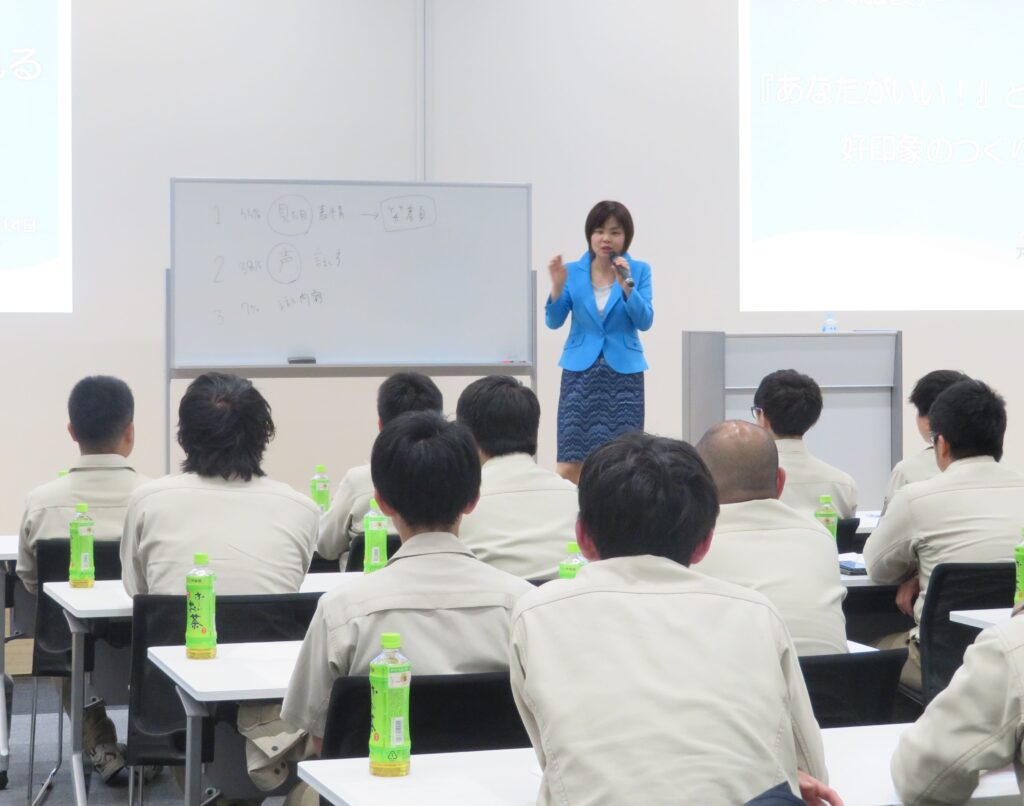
xmin=315 ymin=464 xmax=326 ymax=473
xmin=381 ymin=632 xmax=401 ymax=649
xmin=819 ymin=495 xmax=832 ymax=504
xmin=566 ymin=541 xmax=579 ymax=553
xmin=76 ymin=503 xmax=89 ymax=513
xmin=194 ymin=552 xmax=209 ymax=566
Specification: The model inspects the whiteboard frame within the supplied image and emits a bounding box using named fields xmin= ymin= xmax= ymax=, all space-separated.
xmin=164 ymin=177 xmax=536 ymax=471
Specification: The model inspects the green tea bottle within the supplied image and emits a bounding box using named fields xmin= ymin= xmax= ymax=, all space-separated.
xmin=310 ymin=464 xmax=330 ymax=513
xmin=363 ymin=499 xmax=388 ymax=574
xmin=815 ymin=495 xmax=838 ymax=539
xmin=369 ymin=632 xmax=411 ymax=776
xmin=559 ymin=541 xmax=586 ymax=579
xmin=185 ymin=553 xmax=217 ymax=659
xmin=1015 ymin=528 xmax=1024 ymax=605
xmin=68 ymin=503 xmax=95 ymax=588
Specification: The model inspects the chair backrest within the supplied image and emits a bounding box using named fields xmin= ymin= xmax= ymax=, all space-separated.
xmin=835 ymin=518 xmax=862 ymax=553
xmin=918 ymin=561 xmax=1014 ymax=703
xmin=126 ymin=591 xmax=323 ymax=767
xmin=32 ymin=538 xmax=123 ymax=677
xmin=307 ymin=551 xmax=339 ymax=574
xmin=344 ymin=534 xmax=402 ymax=573
xmin=320 ymin=671 xmax=530 ymax=759
xmin=798 ymin=648 xmax=907 ymax=727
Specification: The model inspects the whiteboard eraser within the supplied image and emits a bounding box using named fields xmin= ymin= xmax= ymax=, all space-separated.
xmin=287 ymin=356 xmax=317 ymax=365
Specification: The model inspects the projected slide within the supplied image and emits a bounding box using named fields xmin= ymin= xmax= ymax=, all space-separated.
xmin=740 ymin=0 xmax=1024 ymax=311
xmin=0 ymin=0 xmax=71 ymax=313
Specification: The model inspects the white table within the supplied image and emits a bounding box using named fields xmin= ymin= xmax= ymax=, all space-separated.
xmin=42 ymin=571 xmax=348 ymax=804
xmin=0 ymin=533 xmax=18 ymax=787
xmin=148 ymin=640 xmax=303 ymax=806
xmin=951 ymin=609 xmax=1012 ymax=630
xmin=838 ymin=553 xmax=884 ymax=588
xmin=298 ymin=723 xmax=1019 ymax=806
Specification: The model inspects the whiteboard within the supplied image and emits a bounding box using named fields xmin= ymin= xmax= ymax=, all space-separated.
xmin=170 ymin=179 xmax=533 ymax=368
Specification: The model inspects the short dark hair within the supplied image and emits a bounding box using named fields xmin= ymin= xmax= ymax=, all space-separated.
xmin=585 ymin=200 xmax=634 ymax=257
xmin=371 ymin=411 xmax=480 ymax=530
xmin=928 ymin=379 xmax=1006 ymax=462
xmin=177 ymin=372 xmax=274 ymax=481
xmin=456 ymin=376 xmax=539 ymax=457
xmin=68 ymin=376 xmax=134 ymax=452
xmin=909 ymin=370 xmax=970 ymax=418
xmin=753 ymin=370 xmax=823 ymax=438
xmin=377 ymin=372 xmax=443 ymax=425
xmin=578 ymin=432 xmax=719 ymax=566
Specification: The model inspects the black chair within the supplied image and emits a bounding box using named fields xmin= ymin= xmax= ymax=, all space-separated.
xmin=307 ymin=551 xmax=339 ymax=574
xmin=28 ymin=538 xmax=124 ymax=800
xmin=320 ymin=671 xmax=530 ymax=760
xmin=344 ymin=535 xmax=402 ymax=573
xmin=745 ymin=782 xmax=805 ymax=805
xmin=798 ymin=648 xmax=907 ymax=727
xmin=917 ymin=562 xmax=1014 ymax=704
xmin=126 ymin=591 xmax=323 ymax=801
xmin=835 ymin=518 xmax=861 ymax=554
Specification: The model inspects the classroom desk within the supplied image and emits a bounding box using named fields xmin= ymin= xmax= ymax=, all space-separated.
xmin=42 ymin=572 xmax=349 ymax=804
xmin=297 ymin=722 xmax=1018 ymax=806
xmin=148 ymin=640 xmax=303 ymax=806
xmin=950 ymin=609 xmax=1012 ymax=630
xmin=0 ymin=533 xmax=18 ymax=788
xmin=839 ymin=553 xmax=879 ymax=589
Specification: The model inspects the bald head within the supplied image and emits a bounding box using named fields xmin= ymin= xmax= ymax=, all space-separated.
xmin=696 ymin=421 xmax=781 ymax=505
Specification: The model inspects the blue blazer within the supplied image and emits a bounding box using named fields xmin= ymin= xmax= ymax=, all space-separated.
xmin=545 ymin=251 xmax=654 ymax=373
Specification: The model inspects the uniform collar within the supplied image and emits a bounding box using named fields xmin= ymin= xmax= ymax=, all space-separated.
xmin=70 ymin=454 xmax=134 ymax=471
xmin=945 ymin=455 xmax=998 ymax=471
xmin=774 ymin=438 xmax=807 ymax=454
xmin=716 ymin=498 xmax=805 ymax=531
xmin=481 ymin=452 xmax=534 ymax=472
xmin=387 ymin=531 xmax=476 ymax=564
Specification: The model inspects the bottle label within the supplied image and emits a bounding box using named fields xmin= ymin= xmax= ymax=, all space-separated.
xmin=559 ymin=561 xmax=579 ymax=580
xmin=69 ymin=519 xmax=95 ymax=580
xmin=815 ymin=513 xmax=838 ymax=537
xmin=1015 ymin=547 xmax=1024 ymax=604
xmin=185 ymin=576 xmax=217 ymax=651
xmin=369 ymin=660 xmax=412 ymax=766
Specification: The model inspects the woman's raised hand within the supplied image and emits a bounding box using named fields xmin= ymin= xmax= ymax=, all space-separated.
xmin=548 ymin=254 xmax=567 ymax=299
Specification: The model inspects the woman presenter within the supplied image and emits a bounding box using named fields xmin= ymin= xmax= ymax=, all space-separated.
xmin=545 ymin=200 xmax=654 ymax=483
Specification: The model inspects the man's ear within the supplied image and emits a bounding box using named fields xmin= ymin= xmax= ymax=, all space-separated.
xmin=689 ymin=530 xmax=715 ymax=566
xmin=67 ymin=422 xmax=78 ymax=443
xmin=775 ymin=467 xmax=786 ymax=498
xmin=461 ymin=494 xmax=480 ymax=517
xmin=575 ymin=519 xmax=600 ymax=562
xmin=935 ymin=434 xmax=953 ymax=470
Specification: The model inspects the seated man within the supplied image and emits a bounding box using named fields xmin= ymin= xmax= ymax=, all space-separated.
xmin=281 ymin=411 xmax=533 ymax=759
xmin=316 ymin=371 xmax=442 ymax=569
xmin=882 ymin=369 xmax=969 ymax=512
xmin=864 ymin=379 xmax=1024 ymax=690
xmin=456 ymin=375 xmax=578 ymax=580
xmin=696 ymin=420 xmax=847 ymax=656
xmin=890 ymin=611 xmax=1024 ymax=804
xmin=753 ymin=369 xmax=857 ymax=518
xmin=121 ymin=372 xmax=318 ymax=595
xmin=17 ymin=375 xmax=148 ymax=783
xmin=510 ymin=432 xmax=837 ymax=805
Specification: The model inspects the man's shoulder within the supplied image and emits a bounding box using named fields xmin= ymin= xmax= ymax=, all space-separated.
xmin=23 ymin=475 xmax=72 ymax=511
xmin=340 ymin=464 xmax=373 ymax=488
xmin=481 ymin=455 xmax=577 ymax=495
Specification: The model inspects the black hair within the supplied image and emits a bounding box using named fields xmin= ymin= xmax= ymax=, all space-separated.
xmin=578 ymin=432 xmax=719 ymax=566
xmin=753 ymin=370 xmax=823 ymax=438
xmin=909 ymin=370 xmax=970 ymax=418
xmin=377 ymin=372 xmax=443 ymax=425
xmin=585 ymin=200 xmax=634 ymax=257
xmin=371 ymin=411 xmax=480 ymax=530
xmin=928 ymin=379 xmax=1006 ymax=462
xmin=456 ymin=375 xmax=539 ymax=457
xmin=67 ymin=376 xmax=134 ymax=452
xmin=177 ymin=372 xmax=274 ymax=481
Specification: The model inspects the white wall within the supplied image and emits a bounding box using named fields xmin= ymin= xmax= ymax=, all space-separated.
xmin=1 ymin=0 xmax=1019 ymax=529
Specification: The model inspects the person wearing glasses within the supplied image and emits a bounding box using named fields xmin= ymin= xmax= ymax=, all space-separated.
xmin=864 ymin=379 xmax=1024 ymax=691
xmin=751 ymin=370 xmax=857 ymax=520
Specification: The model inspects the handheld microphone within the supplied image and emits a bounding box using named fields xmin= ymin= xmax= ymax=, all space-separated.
xmin=610 ymin=252 xmax=635 ymax=288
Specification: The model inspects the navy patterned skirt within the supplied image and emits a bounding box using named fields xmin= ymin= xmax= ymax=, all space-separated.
xmin=557 ymin=354 xmax=645 ymax=463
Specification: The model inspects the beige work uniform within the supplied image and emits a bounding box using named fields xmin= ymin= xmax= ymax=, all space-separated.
xmin=281 ymin=531 xmax=534 ymax=737
xmin=697 ymin=498 xmax=848 ymax=656
xmin=891 ymin=612 xmax=1024 ymax=805
xmin=882 ymin=446 xmax=939 ymax=513
xmin=458 ymin=453 xmax=579 ymax=580
xmin=17 ymin=454 xmax=147 ymax=593
xmin=120 ymin=473 xmax=318 ymax=596
xmin=776 ymin=438 xmax=858 ymax=519
xmin=315 ymin=464 xmax=393 ymax=570
xmin=510 ymin=556 xmax=828 ymax=806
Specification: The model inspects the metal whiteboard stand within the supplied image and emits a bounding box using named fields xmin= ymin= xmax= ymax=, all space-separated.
xmin=680 ymin=330 xmax=902 ymax=511
xmin=164 ymin=269 xmax=538 ymax=473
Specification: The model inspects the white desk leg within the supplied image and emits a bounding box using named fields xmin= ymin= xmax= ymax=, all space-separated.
xmin=175 ymin=685 xmax=208 ymax=806
xmin=64 ymin=613 xmax=89 ymax=806
xmin=0 ymin=562 xmax=9 ymax=788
